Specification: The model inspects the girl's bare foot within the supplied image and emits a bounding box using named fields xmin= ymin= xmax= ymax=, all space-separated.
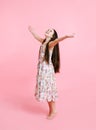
xmin=47 ymin=111 xmax=57 ymax=120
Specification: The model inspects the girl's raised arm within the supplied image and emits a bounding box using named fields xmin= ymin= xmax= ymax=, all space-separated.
xmin=28 ymin=26 xmax=44 ymax=43
xmin=49 ymin=33 xmax=75 ymax=48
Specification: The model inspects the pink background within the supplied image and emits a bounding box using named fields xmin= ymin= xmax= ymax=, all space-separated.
xmin=0 ymin=0 xmax=96 ymax=129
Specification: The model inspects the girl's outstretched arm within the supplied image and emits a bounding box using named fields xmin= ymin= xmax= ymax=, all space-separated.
xmin=49 ymin=33 xmax=75 ymax=48
xmin=28 ymin=26 xmax=44 ymax=43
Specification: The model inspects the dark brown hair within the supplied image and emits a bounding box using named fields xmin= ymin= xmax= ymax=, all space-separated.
xmin=43 ymin=29 xmax=60 ymax=73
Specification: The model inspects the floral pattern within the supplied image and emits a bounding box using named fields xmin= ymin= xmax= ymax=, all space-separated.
xmin=35 ymin=43 xmax=58 ymax=102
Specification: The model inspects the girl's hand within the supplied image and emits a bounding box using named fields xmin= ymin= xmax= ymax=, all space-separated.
xmin=65 ymin=33 xmax=75 ymax=38
xmin=28 ymin=25 xmax=33 ymax=32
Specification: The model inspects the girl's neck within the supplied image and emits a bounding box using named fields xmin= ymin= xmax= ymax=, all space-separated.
xmin=45 ymin=37 xmax=51 ymax=43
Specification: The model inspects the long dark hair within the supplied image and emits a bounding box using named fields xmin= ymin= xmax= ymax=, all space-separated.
xmin=43 ymin=29 xmax=60 ymax=73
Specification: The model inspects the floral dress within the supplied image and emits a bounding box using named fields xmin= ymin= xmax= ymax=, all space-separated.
xmin=35 ymin=42 xmax=58 ymax=102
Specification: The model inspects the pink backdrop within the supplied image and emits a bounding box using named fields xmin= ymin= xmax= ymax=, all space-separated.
xmin=0 ymin=0 xmax=96 ymax=129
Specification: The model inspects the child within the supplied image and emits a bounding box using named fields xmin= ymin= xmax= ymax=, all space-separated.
xmin=28 ymin=26 xmax=74 ymax=119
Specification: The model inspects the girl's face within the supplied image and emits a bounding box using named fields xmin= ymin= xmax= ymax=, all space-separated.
xmin=45 ymin=29 xmax=54 ymax=38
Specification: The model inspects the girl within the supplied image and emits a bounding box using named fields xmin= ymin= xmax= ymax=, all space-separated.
xmin=28 ymin=26 xmax=74 ymax=119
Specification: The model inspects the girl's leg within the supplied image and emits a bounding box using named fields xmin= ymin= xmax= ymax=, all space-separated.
xmin=47 ymin=101 xmax=57 ymax=119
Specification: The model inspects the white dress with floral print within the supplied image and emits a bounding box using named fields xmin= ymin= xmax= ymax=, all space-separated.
xmin=35 ymin=42 xmax=58 ymax=102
